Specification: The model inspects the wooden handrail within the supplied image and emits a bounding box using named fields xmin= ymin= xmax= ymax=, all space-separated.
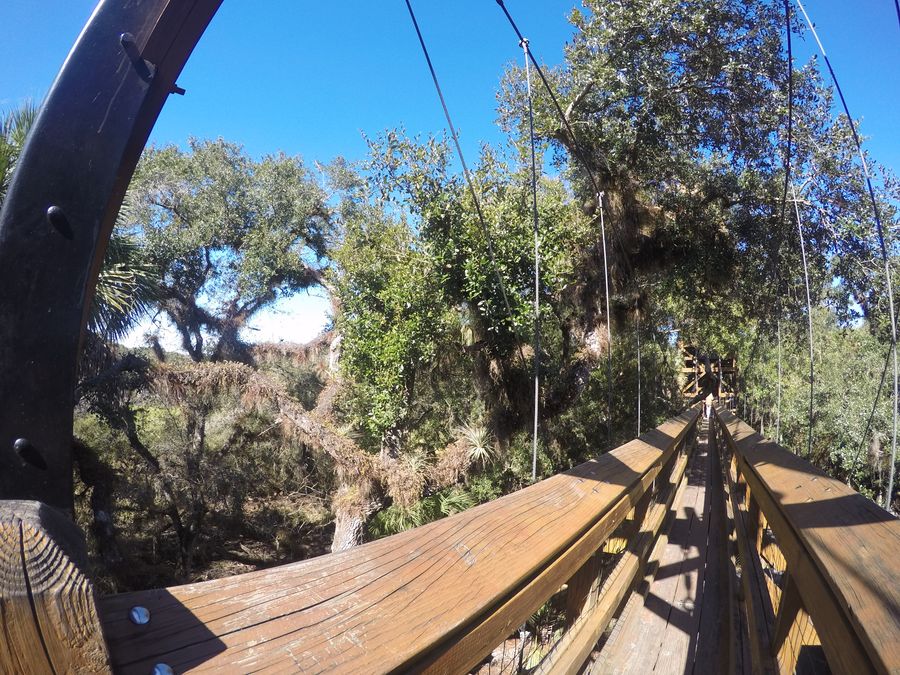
xmin=94 ymin=408 xmax=700 ymax=673
xmin=715 ymin=406 xmax=900 ymax=675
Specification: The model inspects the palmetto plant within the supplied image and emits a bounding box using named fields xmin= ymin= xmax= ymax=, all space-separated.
xmin=457 ymin=422 xmax=495 ymax=467
xmin=0 ymin=100 xmax=37 ymax=205
xmin=89 ymin=224 xmax=159 ymax=343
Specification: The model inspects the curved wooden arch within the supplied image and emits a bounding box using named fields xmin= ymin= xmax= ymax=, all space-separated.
xmin=0 ymin=0 xmax=223 ymax=507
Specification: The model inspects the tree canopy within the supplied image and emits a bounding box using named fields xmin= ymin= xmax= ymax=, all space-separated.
xmin=46 ymin=0 xmax=899 ymax=589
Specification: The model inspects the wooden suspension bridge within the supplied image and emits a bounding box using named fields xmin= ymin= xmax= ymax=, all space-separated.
xmin=0 ymin=2 xmax=899 ymax=673
xmin=3 ymin=405 xmax=899 ymax=673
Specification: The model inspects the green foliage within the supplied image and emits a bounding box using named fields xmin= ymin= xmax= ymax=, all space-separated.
xmin=125 ymin=138 xmax=330 ymax=360
xmin=368 ymin=486 xmax=477 ymax=539
xmin=457 ymin=422 xmax=494 ymax=466
xmin=89 ymin=230 xmax=159 ymax=342
xmin=332 ymin=202 xmax=454 ymax=441
xmin=742 ymin=309 xmax=894 ymax=504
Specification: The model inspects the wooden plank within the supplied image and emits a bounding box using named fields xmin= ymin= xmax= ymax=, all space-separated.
xmin=723 ymin=440 xmax=777 ymax=675
xmin=541 ymin=451 xmax=691 ymax=675
xmin=98 ymin=409 xmax=700 ymax=674
xmin=0 ymin=500 xmax=111 ymax=674
xmin=694 ymin=420 xmax=731 ymax=674
xmin=716 ymin=407 xmax=900 ymax=675
xmin=566 ymin=554 xmax=602 ymax=627
xmin=553 ymin=442 xmax=693 ymax=674
xmin=595 ymin=420 xmax=717 ymax=675
xmin=772 ymin=573 xmax=803 ymax=674
xmin=654 ymin=431 xmax=711 ymax=672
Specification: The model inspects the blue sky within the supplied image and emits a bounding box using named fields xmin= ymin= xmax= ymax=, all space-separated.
xmin=2 ymin=1 xmax=899 ymax=346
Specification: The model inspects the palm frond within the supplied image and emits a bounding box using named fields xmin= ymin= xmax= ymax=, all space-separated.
xmin=457 ymin=422 xmax=495 ymax=466
xmin=0 ymin=100 xmax=38 ymax=206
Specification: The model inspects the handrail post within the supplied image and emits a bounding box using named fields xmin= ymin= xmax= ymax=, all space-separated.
xmin=0 ymin=500 xmax=111 ymax=673
xmin=714 ymin=404 xmax=900 ymax=674
xmin=771 ymin=573 xmax=805 ymax=674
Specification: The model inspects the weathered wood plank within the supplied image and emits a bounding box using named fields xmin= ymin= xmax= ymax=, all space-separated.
xmin=99 ymin=409 xmax=700 ymax=673
xmin=594 ymin=420 xmax=718 ymax=675
xmin=0 ymin=500 xmax=111 ymax=674
xmin=723 ymin=435 xmax=777 ymax=675
xmin=541 ymin=447 xmax=692 ymax=675
xmin=716 ymin=407 xmax=900 ymax=675
xmin=653 ymin=437 xmax=710 ymax=672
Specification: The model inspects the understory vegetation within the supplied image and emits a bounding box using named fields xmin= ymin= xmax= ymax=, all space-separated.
xmin=3 ymin=0 xmax=897 ymax=590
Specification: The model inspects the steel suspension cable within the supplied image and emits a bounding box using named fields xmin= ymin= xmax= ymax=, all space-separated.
xmin=403 ymin=0 xmax=529 ymax=372
xmin=775 ymin=320 xmax=781 ymax=444
xmin=780 ymin=0 xmax=815 ymax=458
xmin=636 ymin=298 xmax=641 ymax=436
xmin=495 ymin=0 xmax=616 ymax=442
xmin=791 ymin=185 xmax=815 ymax=458
xmin=774 ymin=0 xmax=793 ymax=446
xmin=522 ymin=38 xmax=541 ymax=482
xmin=796 ymin=0 xmax=899 ymax=508
xmin=599 ymin=192 xmax=613 ymax=440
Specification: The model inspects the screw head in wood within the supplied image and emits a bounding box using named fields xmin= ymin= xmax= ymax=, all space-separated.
xmin=129 ymin=606 xmax=150 ymax=625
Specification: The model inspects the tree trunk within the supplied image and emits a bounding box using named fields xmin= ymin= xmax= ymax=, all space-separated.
xmin=330 ymin=478 xmax=372 ymax=552
xmin=331 ymin=510 xmax=365 ymax=552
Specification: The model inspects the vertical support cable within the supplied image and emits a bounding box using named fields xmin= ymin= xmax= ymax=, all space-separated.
xmin=636 ymin=299 xmax=641 ymax=436
xmin=599 ymin=192 xmax=613 ymax=442
xmin=776 ymin=319 xmax=782 ymax=445
xmin=775 ymin=0 xmax=790 ymax=451
xmin=796 ymin=0 xmax=898 ymax=507
xmin=792 ymin=186 xmax=815 ymax=459
xmin=494 ymin=0 xmax=621 ymax=446
xmin=522 ymin=38 xmax=541 ymax=482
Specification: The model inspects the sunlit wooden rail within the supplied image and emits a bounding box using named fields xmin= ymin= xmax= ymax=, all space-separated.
xmin=2 ymin=404 xmax=900 ymax=674
xmin=715 ymin=405 xmax=900 ymax=675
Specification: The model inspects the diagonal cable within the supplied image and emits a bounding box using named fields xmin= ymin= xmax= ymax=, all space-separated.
xmin=494 ymin=0 xmax=633 ymax=276
xmin=496 ymin=0 xmax=616 ymax=441
xmin=404 ymin=0 xmax=528 ymax=370
xmin=796 ymin=0 xmax=898 ymax=506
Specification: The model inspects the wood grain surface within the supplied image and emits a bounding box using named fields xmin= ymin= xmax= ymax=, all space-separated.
xmin=716 ymin=406 xmax=900 ymax=675
xmin=0 ymin=500 xmax=111 ymax=674
xmin=99 ymin=409 xmax=700 ymax=673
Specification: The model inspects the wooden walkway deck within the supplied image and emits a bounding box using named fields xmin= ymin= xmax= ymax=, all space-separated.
xmin=593 ymin=418 xmax=729 ymax=674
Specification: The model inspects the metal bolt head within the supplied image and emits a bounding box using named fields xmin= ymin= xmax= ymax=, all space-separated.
xmin=129 ymin=606 xmax=150 ymax=625
xmin=152 ymin=664 xmax=174 ymax=675
xmin=13 ymin=438 xmax=47 ymax=470
xmin=46 ymin=205 xmax=73 ymax=239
